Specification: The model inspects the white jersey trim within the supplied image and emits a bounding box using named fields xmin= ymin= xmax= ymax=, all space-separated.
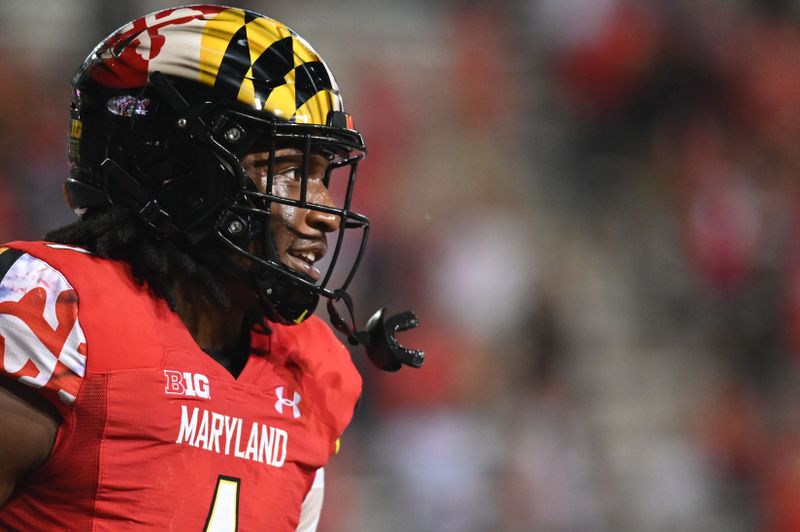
xmin=296 ymin=468 xmax=325 ymax=532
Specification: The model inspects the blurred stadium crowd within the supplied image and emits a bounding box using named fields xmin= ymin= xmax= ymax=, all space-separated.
xmin=3 ymin=0 xmax=800 ymax=530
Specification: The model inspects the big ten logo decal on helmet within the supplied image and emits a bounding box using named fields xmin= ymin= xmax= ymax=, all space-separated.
xmin=164 ymin=370 xmax=211 ymax=399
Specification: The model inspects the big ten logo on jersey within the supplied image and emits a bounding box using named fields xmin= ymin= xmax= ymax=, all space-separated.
xmin=164 ymin=370 xmax=210 ymax=399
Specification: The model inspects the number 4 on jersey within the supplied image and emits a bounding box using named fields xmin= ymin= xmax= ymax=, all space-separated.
xmin=204 ymin=476 xmax=240 ymax=531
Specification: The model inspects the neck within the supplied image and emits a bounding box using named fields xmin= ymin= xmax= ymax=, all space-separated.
xmin=172 ymin=276 xmax=246 ymax=353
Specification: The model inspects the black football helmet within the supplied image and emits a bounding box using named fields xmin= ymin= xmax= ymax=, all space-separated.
xmin=66 ymin=5 xmax=422 ymax=370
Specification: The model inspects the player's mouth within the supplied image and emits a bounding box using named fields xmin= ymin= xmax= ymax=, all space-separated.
xmin=285 ymin=245 xmax=325 ymax=282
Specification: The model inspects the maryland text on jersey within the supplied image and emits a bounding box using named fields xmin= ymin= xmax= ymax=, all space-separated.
xmin=176 ymin=405 xmax=290 ymax=467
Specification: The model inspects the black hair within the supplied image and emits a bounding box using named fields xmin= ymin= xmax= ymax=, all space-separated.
xmin=45 ymin=206 xmax=231 ymax=311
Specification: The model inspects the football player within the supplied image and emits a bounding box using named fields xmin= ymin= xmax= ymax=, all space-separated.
xmin=0 ymin=5 xmax=422 ymax=530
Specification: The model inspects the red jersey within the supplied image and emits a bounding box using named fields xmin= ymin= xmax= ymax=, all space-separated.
xmin=0 ymin=241 xmax=362 ymax=531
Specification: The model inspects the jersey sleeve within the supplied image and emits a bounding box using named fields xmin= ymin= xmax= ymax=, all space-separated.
xmin=0 ymin=246 xmax=87 ymax=414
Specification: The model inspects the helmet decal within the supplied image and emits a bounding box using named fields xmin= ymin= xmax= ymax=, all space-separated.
xmin=106 ymin=95 xmax=150 ymax=117
xmin=87 ymin=6 xmax=216 ymax=88
xmin=83 ymin=5 xmax=342 ymax=125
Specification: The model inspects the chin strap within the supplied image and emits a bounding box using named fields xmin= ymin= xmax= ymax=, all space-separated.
xmin=327 ymin=290 xmax=425 ymax=372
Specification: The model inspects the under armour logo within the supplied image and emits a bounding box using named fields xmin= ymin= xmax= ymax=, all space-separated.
xmin=274 ymin=386 xmax=301 ymax=419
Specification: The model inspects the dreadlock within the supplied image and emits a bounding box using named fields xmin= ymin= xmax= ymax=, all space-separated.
xmin=45 ymin=206 xmax=231 ymax=311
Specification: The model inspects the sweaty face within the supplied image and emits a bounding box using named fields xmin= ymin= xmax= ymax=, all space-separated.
xmin=240 ymin=148 xmax=340 ymax=283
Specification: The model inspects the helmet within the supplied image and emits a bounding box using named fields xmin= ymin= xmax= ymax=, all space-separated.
xmin=66 ymin=5 xmax=368 ymax=325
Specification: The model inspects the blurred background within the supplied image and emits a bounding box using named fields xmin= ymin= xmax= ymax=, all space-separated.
xmin=3 ymin=0 xmax=800 ymax=530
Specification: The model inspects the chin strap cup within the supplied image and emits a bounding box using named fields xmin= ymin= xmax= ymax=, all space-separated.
xmin=327 ymin=291 xmax=425 ymax=372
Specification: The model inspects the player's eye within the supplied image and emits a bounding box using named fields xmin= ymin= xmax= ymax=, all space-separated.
xmin=276 ymin=167 xmax=300 ymax=180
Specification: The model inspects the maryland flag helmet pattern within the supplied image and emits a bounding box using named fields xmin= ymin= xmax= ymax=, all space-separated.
xmin=78 ymin=4 xmax=343 ymax=125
